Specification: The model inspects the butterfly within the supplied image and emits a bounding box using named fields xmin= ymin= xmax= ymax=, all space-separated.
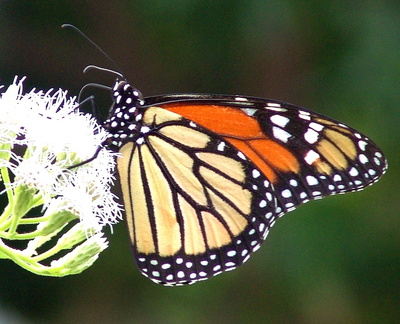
xmin=99 ymin=79 xmax=387 ymax=286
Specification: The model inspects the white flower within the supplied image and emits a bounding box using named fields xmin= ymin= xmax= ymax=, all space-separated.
xmin=0 ymin=77 xmax=122 ymax=276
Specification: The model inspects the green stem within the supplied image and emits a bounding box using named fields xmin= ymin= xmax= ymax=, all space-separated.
xmin=0 ymin=230 xmax=42 ymax=240
xmin=31 ymin=239 xmax=66 ymax=262
xmin=0 ymin=167 xmax=14 ymax=228
xmin=0 ymin=238 xmax=39 ymax=271
xmin=19 ymin=215 xmax=49 ymax=224
xmin=0 ymin=203 xmax=12 ymax=225
xmin=0 ymin=166 xmax=14 ymax=205
xmin=0 ymin=238 xmax=74 ymax=277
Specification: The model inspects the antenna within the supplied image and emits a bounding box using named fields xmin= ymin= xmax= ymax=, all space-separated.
xmin=83 ymin=65 xmax=124 ymax=79
xmin=61 ymin=23 xmax=124 ymax=76
xmin=78 ymin=82 xmax=112 ymax=103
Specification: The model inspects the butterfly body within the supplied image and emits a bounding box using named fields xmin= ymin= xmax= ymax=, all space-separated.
xmin=104 ymin=80 xmax=387 ymax=286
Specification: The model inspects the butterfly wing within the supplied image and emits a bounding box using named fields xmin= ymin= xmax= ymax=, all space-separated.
xmin=151 ymin=94 xmax=387 ymax=215
xmin=116 ymin=105 xmax=279 ymax=286
xmin=113 ymin=89 xmax=387 ymax=286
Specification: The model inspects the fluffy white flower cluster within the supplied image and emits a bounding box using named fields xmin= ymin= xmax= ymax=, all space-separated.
xmin=0 ymin=77 xmax=122 ymax=276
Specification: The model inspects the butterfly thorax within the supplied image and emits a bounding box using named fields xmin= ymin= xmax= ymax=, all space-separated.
xmin=104 ymin=81 xmax=147 ymax=148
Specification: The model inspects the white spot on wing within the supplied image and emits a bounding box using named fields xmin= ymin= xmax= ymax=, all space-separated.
xmin=237 ymin=152 xmax=246 ymax=160
xmin=162 ymin=263 xmax=171 ymax=269
xmin=304 ymin=150 xmax=320 ymax=165
xmin=217 ymin=141 xmax=226 ymax=151
xmin=140 ymin=126 xmax=151 ymax=133
xmin=358 ymin=140 xmax=367 ymax=151
xmin=349 ymin=167 xmax=359 ymax=176
xmin=309 ymin=122 xmax=324 ymax=132
xmin=306 ymin=175 xmax=319 ymax=186
xmin=235 ymin=97 xmax=249 ymax=101
xmin=272 ymin=126 xmax=291 ymax=143
xmin=282 ymin=189 xmax=292 ymax=198
xmin=270 ymin=115 xmax=290 ymax=128
xmin=266 ymin=102 xmax=282 ymax=108
xmin=241 ymin=108 xmax=257 ymax=116
xmin=359 ymin=154 xmax=368 ymax=164
xmin=266 ymin=106 xmax=287 ymax=112
xmin=304 ymin=128 xmax=319 ymax=144
xmin=299 ymin=110 xmax=311 ymax=120
xmin=333 ymin=174 xmax=342 ymax=182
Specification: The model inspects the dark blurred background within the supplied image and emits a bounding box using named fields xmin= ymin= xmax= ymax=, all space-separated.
xmin=0 ymin=1 xmax=399 ymax=323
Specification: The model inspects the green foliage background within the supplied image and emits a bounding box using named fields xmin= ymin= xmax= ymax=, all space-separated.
xmin=0 ymin=1 xmax=398 ymax=323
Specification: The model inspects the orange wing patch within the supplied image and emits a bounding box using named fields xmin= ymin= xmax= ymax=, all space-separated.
xmin=162 ymin=103 xmax=299 ymax=184
xmin=163 ymin=104 xmax=263 ymax=137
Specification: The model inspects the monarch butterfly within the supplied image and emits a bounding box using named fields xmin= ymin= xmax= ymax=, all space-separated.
xmin=100 ymin=77 xmax=387 ymax=286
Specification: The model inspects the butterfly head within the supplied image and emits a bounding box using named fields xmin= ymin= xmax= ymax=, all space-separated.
xmin=111 ymin=80 xmax=144 ymax=106
xmin=103 ymin=81 xmax=145 ymax=148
